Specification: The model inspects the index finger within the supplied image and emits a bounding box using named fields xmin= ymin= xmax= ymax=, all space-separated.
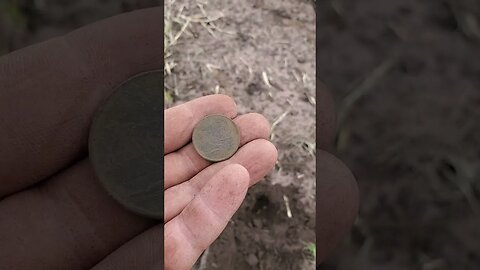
xmin=164 ymin=94 xmax=237 ymax=154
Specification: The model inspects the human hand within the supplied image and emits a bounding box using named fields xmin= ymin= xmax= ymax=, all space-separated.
xmin=163 ymin=94 xmax=277 ymax=269
xmin=0 ymin=6 xmax=276 ymax=269
xmin=0 ymin=7 xmax=165 ymax=270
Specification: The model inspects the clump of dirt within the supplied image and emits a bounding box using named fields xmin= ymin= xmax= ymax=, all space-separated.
xmin=165 ymin=0 xmax=316 ymax=269
xmin=318 ymin=0 xmax=480 ymax=269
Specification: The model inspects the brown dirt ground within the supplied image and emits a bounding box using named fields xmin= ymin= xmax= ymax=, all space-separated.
xmin=318 ymin=0 xmax=480 ymax=270
xmin=1 ymin=0 xmax=317 ymax=269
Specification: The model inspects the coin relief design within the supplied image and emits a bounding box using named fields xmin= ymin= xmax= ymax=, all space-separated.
xmin=89 ymin=71 xmax=162 ymax=220
xmin=192 ymin=115 xmax=241 ymax=162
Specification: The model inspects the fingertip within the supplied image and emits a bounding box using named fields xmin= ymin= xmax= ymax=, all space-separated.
xmin=225 ymin=163 xmax=248 ymax=175
xmin=268 ymin=141 xmax=279 ymax=163
xmin=244 ymin=113 xmax=272 ymax=139
xmin=245 ymin=112 xmax=270 ymax=128
xmin=316 ymin=149 xmax=359 ymax=265
xmin=233 ymin=113 xmax=271 ymax=146
xmin=220 ymin=163 xmax=250 ymax=194
xmin=317 ymin=150 xmax=359 ymax=218
xmin=184 ymin=163 xmax=249 ymax=229
xmin=203 ymin=94 xmax=237 ymax=118
xmin=241 ymin=139 xmax=278 ymax=185
xmin=257 ymin=139 xmax=279 ymax=169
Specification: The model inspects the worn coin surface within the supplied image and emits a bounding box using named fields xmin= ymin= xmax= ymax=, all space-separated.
xmin=89 ymin=71 xmax=162 ymax=220
xmin=192 ymin=115 xmax=240 ymax=162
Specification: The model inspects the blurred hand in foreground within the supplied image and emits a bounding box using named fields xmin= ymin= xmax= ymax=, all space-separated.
xmin=0 ymin=7 xmax=166 ymax=270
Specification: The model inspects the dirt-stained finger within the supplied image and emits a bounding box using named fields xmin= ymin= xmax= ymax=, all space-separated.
xmin=164 ymin=164 xmax=249 ymax=270
xmin=164 ymin=139 xmax=277 ymax=223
